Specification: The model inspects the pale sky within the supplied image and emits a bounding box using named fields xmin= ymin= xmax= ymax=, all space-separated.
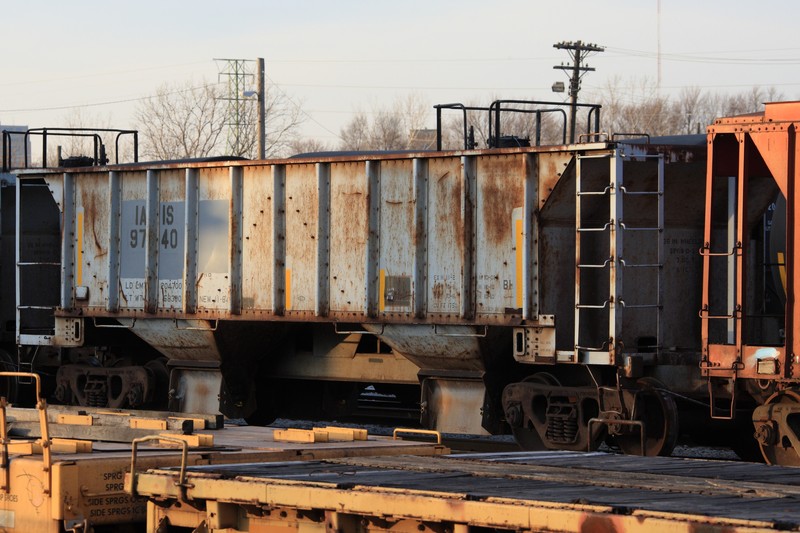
xmin=2 ymin=0 xmax=799 ymax=146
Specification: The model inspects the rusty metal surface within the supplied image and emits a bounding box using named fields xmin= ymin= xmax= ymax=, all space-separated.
xmin=702 ymin=102 xmax=800 ymax=383
xmin=18 ymin=148 xmax=579 ymax=326
xmin=131 ymin=451 xmax=800 ymax=532
xmin=16 ymin=140 xmax=710 ymax=427
xmin=24 ymin=143 xmax=705 ymax=329
xmin=0 ymin=418 xmax=445 ymax=532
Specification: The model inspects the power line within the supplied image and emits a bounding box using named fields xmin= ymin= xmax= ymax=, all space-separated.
xmin=0 ymin=82 xmax=224 ymax=113
xmin=0 ymin=61 xmax=211 ymax=88
xmin=276 ymin=82 xmax=554 ymax=91
xmin=264 ymin=74 xmax=342 ymax=141
xmin=606 ymin=46 xmax=800 ymax=65
xmin=265 ymin=56 xmax=553 ymax=64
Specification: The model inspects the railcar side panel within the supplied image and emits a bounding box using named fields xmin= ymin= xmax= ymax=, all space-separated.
xmin=426 ymin=157 xmax=466 ymax=318
xmin=329 ymin=161 xmax=369 ymax=314
xmin=119 ymin=171 xmax=148 ymax=311
xmin=196 ymin=166 xmax=232 ymax=312
xmin=285 ymin=163 xmax=320 ymax=316
xmin=475 ymin=154 xmax=524 ymax=317
xmin=377 ymin=159 xmax=417 ymax=319
xmin=76 ymin=172 xmax=109 ymax=309
xmin=241 ymin=165 xmax=275 ymax=312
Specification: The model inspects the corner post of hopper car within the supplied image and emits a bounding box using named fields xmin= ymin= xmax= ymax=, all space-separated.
xmin=788 ymin=122 xmax=799 ymax=379
xmin=610 ymin=149 xmax=623 ymax=365
xmin=751 ymin=113 xmax=800 ymax=465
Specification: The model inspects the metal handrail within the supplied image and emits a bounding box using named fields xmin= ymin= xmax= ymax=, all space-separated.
xmin=392 ymin=428 xmax=442 ymax=444
xmin=129 ymin=435 xmax=192 ymax=500
xmin=0 ymin=372 xmax=50 ymax=495
xmin=2 ymin=127 xmax=138 ymax=171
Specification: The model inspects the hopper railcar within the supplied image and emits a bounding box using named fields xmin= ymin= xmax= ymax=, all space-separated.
xmin=4 ymin=101 xmax=800 ymax=465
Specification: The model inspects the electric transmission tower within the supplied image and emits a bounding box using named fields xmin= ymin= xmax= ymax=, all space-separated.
xmin=215 ymin=58 xmax=266 ymax=157
xmin=553 ymin=41 xmax=605 ymax=143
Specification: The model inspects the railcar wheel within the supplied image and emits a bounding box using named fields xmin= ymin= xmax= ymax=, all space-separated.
xmin=757 ymin=390 xmax=800 ymax=466
xmin=615 ymin=378 xmax=679 ymax=457
xmin=144 ymin=358 xmax=170 ymax=408
xmin=509 ymin=373 xmax=560 ymax=450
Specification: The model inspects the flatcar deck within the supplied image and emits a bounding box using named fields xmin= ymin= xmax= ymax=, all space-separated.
xmin=130 ymin=450 xmax=800 ymax=532
xmin=0 ymin=419 xmax=445 ymax=532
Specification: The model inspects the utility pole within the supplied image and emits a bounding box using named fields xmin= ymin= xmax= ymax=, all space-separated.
xmin=553 ymin=41 xmax=605 ymax=143
xmin=215 ymin=57 xmax=265 ymax=158
xmin=256 ymin=57 xmax=265 ymax=160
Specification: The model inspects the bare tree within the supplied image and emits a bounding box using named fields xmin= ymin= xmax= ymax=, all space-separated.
xmin=338 ymin=93 xmax=434 ymax=151
xmin=676 ymin=86 xmax=706 ymax=134
xmin=135 ymin=79 xmax=306 ymax=160
xmin=334 ymin=84 xmax=787 ymax=154
xmin=596 ymin=78 xmax=784 ymax=137
xmin=339 ymin=112 xmax=370 ymax=150
xmin=287 ymin=137 xmax=333 ymax=156
xmin=597 ymin=77 xmax=682 ymax=137
xmin=135 ymin=80 xmax=225 ymax=160
xmin=370 ymin=110 xmax=405 ymax=150
xmin=239 ymin=86 xmax=306 ymax=158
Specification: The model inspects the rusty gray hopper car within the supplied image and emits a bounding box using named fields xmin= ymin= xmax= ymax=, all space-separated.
xmin=15 ymin=139 xmax=715 ymax=453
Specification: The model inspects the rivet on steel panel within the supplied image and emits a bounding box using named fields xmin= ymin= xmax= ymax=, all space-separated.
xmin=107 ymin=171 xmax=121 ymax=312
xmin=144 ymin=170 xmax=159 ymax=314
xmin=413 ymin=158 xmax=429 ymax=319
xmin=184 ymin=168 xmax=199 ymax=313
xmin=229 ymin=166 xmax=243 ymax=315
xmin=366 ymin=160 xmax=381 ymax=318
xmin=524 ymin=153 xmax=539 ymax=319
xmin=461 ymin=156 xmax=477 ymax=321
xmin=272 ymin=165 xmax=286 ymax=315
xmin=316 ymin=163 xmax=331 ymax=317
xmin=61 ymin=172 xmax=75 ymax=310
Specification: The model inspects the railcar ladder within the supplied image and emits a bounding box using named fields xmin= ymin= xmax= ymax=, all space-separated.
xmin=15 ymin=178 xmax=61 ymax=360
xmin=574 ymin=152 xmax=665 ymax=364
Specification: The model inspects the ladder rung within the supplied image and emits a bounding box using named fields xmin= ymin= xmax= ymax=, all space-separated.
xmin=577 ymin=186 xmax=612 ymax=196
xmin=699 ymin=246 xmax=741 ymax=257
xmin=619 ymin=223 xmax=661 ymax=231
xmin=577 ymin=222 xmax=612 ymax=232
xmin=620 ymin=302 xmax=660 ymax=309
xmin=619 ymin=186 xmax=662 ymax=196
xmin=619 ymin=260 xmax=661 ymax=268
xmin=701 ymin=314 xmax=738 ymax=320
xmin=17 ymin=262 xmax=60 ymax=267
xmin=578 ymin=259 xmax=612 ymax=269
xmin=575 ymin=344 xmax=609 ymax=352
xmin=576 ymin=300 xmax=610 ymax=310
xmin=699 ymin=309 xmax=740 ymax=319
